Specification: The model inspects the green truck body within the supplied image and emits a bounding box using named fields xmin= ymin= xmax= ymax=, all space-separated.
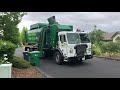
xmin=25 ymin=16 xmax=73 ymax=57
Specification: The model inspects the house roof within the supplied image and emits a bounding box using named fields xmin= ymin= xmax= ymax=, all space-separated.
xmin=103 ymin=31 xmax=120 ymax=41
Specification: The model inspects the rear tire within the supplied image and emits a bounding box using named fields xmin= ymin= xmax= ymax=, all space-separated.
xmin=54 ymin=51 xmax=63 ymax=65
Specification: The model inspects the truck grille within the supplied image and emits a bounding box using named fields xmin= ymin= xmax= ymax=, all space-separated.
xmin=74 ymin=44 xmax=87 ymax=57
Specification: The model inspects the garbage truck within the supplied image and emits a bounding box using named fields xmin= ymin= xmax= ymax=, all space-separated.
xmin=24 ymin=16 xmax=92 ymax=65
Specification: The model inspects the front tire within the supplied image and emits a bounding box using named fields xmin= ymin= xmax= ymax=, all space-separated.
xmin=54 ymin=51 xmax=63 ymax=65
xmin=77 ymin=58 xmax=83 ymax=63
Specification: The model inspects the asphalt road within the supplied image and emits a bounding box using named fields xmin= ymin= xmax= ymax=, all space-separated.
xmin=15 ymin=48 xmax=120 ymax=78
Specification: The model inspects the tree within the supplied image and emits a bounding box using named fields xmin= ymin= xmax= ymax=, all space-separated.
xmin=89 ymin=25 xmax=107 ymax=55
xmin=0 ymin=12 xmax=27 ymax=45
xmin=20 ymin=27 xmax=28 ymax=45
xmin=89 ymin=25 xmax=106 ymax=44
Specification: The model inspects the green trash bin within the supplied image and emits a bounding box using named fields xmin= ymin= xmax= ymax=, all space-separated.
xmin=28 ymin=51 xmax=41 ymax=66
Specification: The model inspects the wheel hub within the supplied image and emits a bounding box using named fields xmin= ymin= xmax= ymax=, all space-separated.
xmin=56 ymin=55 xmax=59 ymax=62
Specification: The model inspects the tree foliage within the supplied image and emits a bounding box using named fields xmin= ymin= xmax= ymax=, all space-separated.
xmin=0 ymin=12 xmax=26 ymax=45
xmin=89 ymin=25 xmax=106 ymax=44
xmin=90 ymin=25 xmax=108 ymax=55
xmin=0 ymin=40 xmax=16 ymax=59
xmin=20 ymin=26 xmax=28 ymax=45
xmin=92 ymin=42 xmax=102 ymax=55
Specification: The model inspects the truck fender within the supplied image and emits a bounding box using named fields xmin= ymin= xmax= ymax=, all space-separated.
xmin=54 ymin=48 xmax=64 ymax=57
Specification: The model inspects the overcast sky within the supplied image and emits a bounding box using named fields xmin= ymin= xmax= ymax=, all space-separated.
xmin=18 ymin=12 xmax=120 ymax=32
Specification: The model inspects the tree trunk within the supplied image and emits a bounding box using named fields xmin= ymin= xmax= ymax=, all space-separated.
xmin=109 ymin=53 xmax=111 ymax=57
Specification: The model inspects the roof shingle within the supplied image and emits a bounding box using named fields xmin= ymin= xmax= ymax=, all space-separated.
xmin=103 ymin=32 xmax=120 ymax=41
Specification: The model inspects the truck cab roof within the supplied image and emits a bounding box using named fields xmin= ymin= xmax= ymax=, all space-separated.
xmin=78 ymin=31 xmax=88 ymax=34
xmin=58 ymin=31 xmax=77 ymax=35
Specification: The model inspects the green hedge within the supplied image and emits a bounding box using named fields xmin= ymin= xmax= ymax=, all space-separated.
xmin=92 ymin=47 xmax=101 ymax=55
xmin=92 ymin=43 xmax=101 ymax=55
xmin=0 ymin=40 xmax=16 ymax=59
xmin=8 ymin=56 xmax=31 ymax=69
xmin=101 ymin=42 xmax=120 ymax=55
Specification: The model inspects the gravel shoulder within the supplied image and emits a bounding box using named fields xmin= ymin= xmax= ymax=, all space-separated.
xmin=13 ymin=47 xmax=46 ymax=78
xmin=12 ymin=66 xmax=45 ymax=78
xmin=94 ymin=55 xmax=120 ymax=61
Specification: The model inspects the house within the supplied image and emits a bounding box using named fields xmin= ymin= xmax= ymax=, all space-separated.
xmin=103 ymin=31 xmax=120 ymax=42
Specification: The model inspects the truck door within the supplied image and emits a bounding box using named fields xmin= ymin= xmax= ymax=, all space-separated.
xmin=59 ymin=35 xmax=67 ymax=56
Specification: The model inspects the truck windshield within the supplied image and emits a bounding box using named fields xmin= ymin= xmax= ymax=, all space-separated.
xmin=67 ymin=33 xmax=81 ymax=44
xmin=80 ymin=34 xmax=90 ymax=43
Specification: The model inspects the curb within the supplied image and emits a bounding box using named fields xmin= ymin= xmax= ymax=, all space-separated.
xmin=94 ymin=56 xmax=120 ymax=61
xmin=34 ymin=67 xmax=53 ymax=78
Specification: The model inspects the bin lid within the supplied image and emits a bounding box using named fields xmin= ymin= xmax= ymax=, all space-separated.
xmin=28 ymin=51 xmax=40 ymax=54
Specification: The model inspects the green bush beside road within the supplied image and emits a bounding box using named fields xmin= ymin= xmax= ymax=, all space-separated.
xmin=8 ymin=56 xmax=31 ymax=69
xmin=0 ymin=40 xmax=31 ymax=69
xmin=92 ymin=41 xmax=120 ymax=57
xmin=0 ymin=40 xmax=16 ymax=59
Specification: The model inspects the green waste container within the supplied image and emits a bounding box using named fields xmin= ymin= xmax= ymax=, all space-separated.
xmin=28 ymin=51 xmax=41 ymax=66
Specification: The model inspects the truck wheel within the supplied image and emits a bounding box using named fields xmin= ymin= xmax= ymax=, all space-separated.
xmin=77 ymin=58 xmax=83 ymax=63
xmin=79 ymin=59 xmax=83 ymax=63
xmin=54 ymin=51 xmax=63 ymax=65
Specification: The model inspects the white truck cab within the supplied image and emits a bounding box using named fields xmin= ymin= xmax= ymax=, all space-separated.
xmin=54 ymin=31 xmax=88 ymax=65
xmin=58 ymin=31 xmax=80 ymax=58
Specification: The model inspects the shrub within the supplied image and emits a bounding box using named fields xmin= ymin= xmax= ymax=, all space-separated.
xmin=92 ymin=43 xmax=102 ymax=55
xmin=0 ymin=40 xmax=16 ymax=59
xmin=8 ymin=56 xmax=31 ymax=69
xmin=92 ymin=46 xmax=101 ymax=55
xmin=101 ymin=42 xmax=120 ymax=57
